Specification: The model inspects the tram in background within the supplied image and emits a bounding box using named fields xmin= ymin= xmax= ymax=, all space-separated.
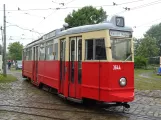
xmin=22 ymin=15 xmax=134 ymax=108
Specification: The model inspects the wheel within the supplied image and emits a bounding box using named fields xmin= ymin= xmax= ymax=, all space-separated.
xmin=38 ymin=83 xmax=43 ymax=89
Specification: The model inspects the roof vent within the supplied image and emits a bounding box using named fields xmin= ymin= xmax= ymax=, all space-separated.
xmin=63 ymin=23 xmax=69 ymax=28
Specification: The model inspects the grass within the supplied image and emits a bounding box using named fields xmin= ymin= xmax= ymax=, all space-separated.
xmin=0 ymin=74 xmax=17 ymax=83
xmin=135 ymin=69 xmax=161 ymax=90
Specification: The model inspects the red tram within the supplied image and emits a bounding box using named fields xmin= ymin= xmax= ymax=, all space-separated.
xmin=22 ymin=15 xmax=134 ymax=108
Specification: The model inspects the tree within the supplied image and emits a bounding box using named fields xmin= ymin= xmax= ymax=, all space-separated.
xmin=135 ymin=36 xmax=159 ymax=58
xmin=65 ymin=6 xmax=107 ymax=28
xmin=133 ymin=37 xmax=142 ymax=56
xmin=7 ymin=42 xmax=23 ymax=60
xmin=6 ymin=52 xmax=11 ymax=60
xmin=145 ymin=23 xmax=161 ymax=55
xmin=134 ymin=56 xmax=148 ymax=68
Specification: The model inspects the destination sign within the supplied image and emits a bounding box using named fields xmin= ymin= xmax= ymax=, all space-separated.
xmin=116 ymin=17 xmax=124 ymax=27
xmin=110 ymin=30 xmax=132 ymax=38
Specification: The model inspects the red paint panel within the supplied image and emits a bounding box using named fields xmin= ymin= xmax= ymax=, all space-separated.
xmin=60 ymin=61 xmax=65 ymax=94
xmin=69 ymin=61 xmax=75 ymax=97
xmin=22 ymin=61 xmax=34 ymax=79
xmin=22 ymin=61 xmax=24 ymax=77
xmin=23 ymin=59 xmax=134 ymax=103
xmin=37 ymin=61 xmax=45 ymax=84
xmin=75 ymin=62 xmax=81 ymax=99
xmin=108 ymin=62 xmax=134 ymax=88
xmin=76 ymin=84 xmax=81 ymax=99
xmin=81 ymin=62 xmax=134 ymax=102
xmin=82 ymin=62 xmax=99 ymax=100
xmin=69 ymin=82 xmax=75 ymax=97
xmin=68 ymin=61 xmax=82 ymax=99
xmin=63 ymin=62 xmax=69 ymax=97
xmin=99 ymin=62 xmax=134 ymax=102
xmin=38 ymin=61 xmax=59 ymax=89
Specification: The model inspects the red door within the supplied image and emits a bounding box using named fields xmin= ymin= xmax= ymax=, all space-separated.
xmin=33 ymin=46 xmax=39 ymax=84
xmin=69 ymin=37 xmax=82 ymax=98
xmin=59 ymin=39 xmax=66 ymax=94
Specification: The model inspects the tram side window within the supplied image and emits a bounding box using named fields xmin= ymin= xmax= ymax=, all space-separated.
xmin=29 ymin=48 xmax=32 ymax=60
xmin=26 ymin=49 xmax=29 ymax=60
xmin=39 ymin=44 xmax=45 ymax=60
xmin=23 ymin=51 xmax=25 ymax=60
xmin=45 ymin=45 xmax=53 ymax=60
xmin=23 ymin=51 xmax=26 ymax=60
xmin=95 ymin=39 xmax=106 ymax=60
xmin=85 ymin=39 xmax=106 ymax=60
xmin=54 ymin=43 xmax=58 ymax=60
xmin=85 ymin=40 xmax=93 ymax=60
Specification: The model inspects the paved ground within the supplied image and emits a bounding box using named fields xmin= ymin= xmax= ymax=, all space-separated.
xmin=0 ymin=71 xmax=161 ymax=120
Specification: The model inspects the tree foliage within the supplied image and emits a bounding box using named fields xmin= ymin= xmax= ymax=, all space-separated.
xmin=135 ymin=36 xmax=159 ymax=58
xmin=7 ymin=42 xmax=23 ymax=60
xmin=145 ymin=23 xmax=161 ymax=55
xmin=134 ymin=56 xmax=148 ymax=68
xmin=65 ymin=6 xmax=107 ymax=27
xmin=133 ymin=37 xmax=142 ymax=56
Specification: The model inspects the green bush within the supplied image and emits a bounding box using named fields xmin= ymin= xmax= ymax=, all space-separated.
xmin=134 ymin=56 xmax=148 ymax=69
xmin=0 ymin=74 xmax=4 ymax=80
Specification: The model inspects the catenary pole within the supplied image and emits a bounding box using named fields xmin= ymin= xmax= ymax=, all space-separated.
xmin=3 ymin=4 xmax=6 ymax=76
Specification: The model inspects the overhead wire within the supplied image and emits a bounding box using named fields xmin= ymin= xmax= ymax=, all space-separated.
xmin=0 ymin=8 xmax=53 ymax=11
xmin=2 ymin=0 xmax=145 ymax=39
xmin=131 ymin=0 xmax=161 ymax=10
xmin=0 ymin=0 xmax=147 ymax=12
xmin=33 ymin=0 xmax=77 ymax=30
xmin=114 ymin=0 xmax=161 ymax=15
xmin=23 ymin=13 xmax=45 ymax=19
xmin=116 ymin=0 xmax=145 ymax=5
xmin=134 ymin=17 xmax=161 ymax=28
xmin=7 ymin=12 xmax=45 ymax=19
xmin=6 ymin=22 xmax=44 ymax=36
xmin=4 ymin=0 xmax=161 ymax=42
xmin=52 ymin=0 xmax=62 ymax=5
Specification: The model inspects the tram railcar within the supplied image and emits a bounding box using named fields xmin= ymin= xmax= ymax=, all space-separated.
xmin=22 ymin=15 xmax=134 ymax=108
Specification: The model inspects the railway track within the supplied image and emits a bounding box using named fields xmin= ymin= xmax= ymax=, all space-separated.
xmin=0 ymin=101 xmax=160 ymax=120
xmin=0 ymin=109 xmax=65 ymax=120
xmin=0 ymin=92 xmax=160 ymax=119
xmin=3 ymin=72 xmax=160 ymax=119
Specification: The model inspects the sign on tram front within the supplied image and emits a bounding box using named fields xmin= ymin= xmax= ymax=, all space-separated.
xmin=110 ymin=30 xmax=132 ymax=38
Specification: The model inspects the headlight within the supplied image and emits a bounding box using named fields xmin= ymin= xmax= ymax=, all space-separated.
xmin=119 ymin=77 xmax=127 ymax=87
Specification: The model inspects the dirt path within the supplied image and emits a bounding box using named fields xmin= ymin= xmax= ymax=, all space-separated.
xmin=139 ymin=71 xmax=161 ymax=80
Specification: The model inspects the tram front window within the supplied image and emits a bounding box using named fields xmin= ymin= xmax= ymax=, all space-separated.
xmin=110 ymin=38 xmax=132 ymax=61
xmin=85 ymin=39 xmax=106 ymax=60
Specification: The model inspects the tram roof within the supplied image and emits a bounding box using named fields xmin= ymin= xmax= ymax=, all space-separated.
xmin=25 ymin=16 xmax=133 ymax=48
xmin=58 ymin=22 xmax=133 ymax=37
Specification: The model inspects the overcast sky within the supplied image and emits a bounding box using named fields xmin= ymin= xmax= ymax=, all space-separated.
xmin=0 ymin=0 xmax=161 ymax=47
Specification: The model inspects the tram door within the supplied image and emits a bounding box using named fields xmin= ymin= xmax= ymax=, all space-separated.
xmin=60 ymin=39 xmax=66 ymax=94
xmin=33 ymin=46 xmax=39 ymax=83
xmin=69 ymin=37 xmax=82 ymax=98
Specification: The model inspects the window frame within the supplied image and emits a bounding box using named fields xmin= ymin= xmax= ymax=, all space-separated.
xmin=23 ymin=49 xmax=26 ymax=60
xmin=53 ymin=38 xmax=58 ymax=60
xmin=110 ymin=37 xmax=132 ymax=62
xmin=28 ymin=47 xmax=32 ymax=60
xmin=45 ymin=40 xmax=54 ymax=60
xmin=39 ymin=43 xmax=45 ymax=60
xmin=26 ymin=48 xmax=29 ymax=61
xmin=85 ymin=38 xmax=107 ymax=61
